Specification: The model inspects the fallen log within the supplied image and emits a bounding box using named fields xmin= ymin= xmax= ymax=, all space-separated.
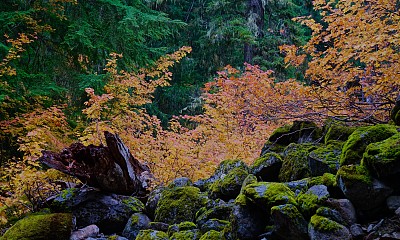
xmin=39 ymin=131 xmax=153 ymax=196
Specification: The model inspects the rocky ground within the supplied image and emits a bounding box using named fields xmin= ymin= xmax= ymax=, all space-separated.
xmin=1 ymin=121 xmax=400 ymax=240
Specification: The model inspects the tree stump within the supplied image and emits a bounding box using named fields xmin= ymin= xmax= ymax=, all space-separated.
xmin=39 ymin=131 xmax=153 ymax=196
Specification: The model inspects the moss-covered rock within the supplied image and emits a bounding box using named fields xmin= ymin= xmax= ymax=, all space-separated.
xmin=362 ymin=133 xmax=400 ymax=178
xmin=308 ymin=173 xmax=336 ymax=188
xmin=308 ymin=142 xmax=342 ymax=176
xmin=155 ymin=186 xmax=205 ymax=224
xmin=296 ymin=191 xmax=326 ymax=219
xmin=269 ymin=121 xmax=322 ymax=145
xmin=337 ymin=165 xmax=393 ymax=211
xmin=196 ymin=159 xmax=249 ymax=192
xmin=340 ymin=124 xmax=398 ymax=166
xmin=279 ymin=143 xmax=318 ymax=182
xmin=199 ymin=230 xmax=225 ymax=240
xmin=136 ymin=229 xmax=169 ymax=240
xmin=168 ymin=221 xmax=197 ymax=235
xmin=170 ymin=229 xmax=202 ymax=240
xmin=209 ymin=166 xmax=249 ymax=201
xmin=195 ymin=204 xmax=233 ymax=228
xmin=1 ymin=213 xmax=73 ymax=240
xmin=242 ymin=182 xmax=297 ymax=213
xmin=270 ymin=204 xmax=308 ymax=240
xmin=309 ymin=215 xmax=342 ymax=232
xmin=323 ymin=121 xmax=357 ymax=144
xmin=271 ymin=204 xmax=308 ymax=240
xmin=251 ymin=152 xmax=282 ymax=181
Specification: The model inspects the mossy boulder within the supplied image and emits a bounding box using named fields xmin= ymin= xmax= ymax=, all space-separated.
xmin=340 ymin=124 xmax=398 ymax=166
xmin=296 ymin=185 xmax=329 ymax=219
xmin=251 ymin=152 xmax=282 ymax=182
xmin=199 ymin=230 xmax=225 ymax=240
xmin=270 ymin=204 xmax=308 ymax=240
xmin=136 ymin=229 xmax=169 ymax=240
xmin=268 ymin=121 xmax=322 ymax=145
xmin=1 ymin=213 xmax=73 ymax=240
xmin=170 ymin=229 xmax=202 ymax=240
xmin=195 ymin=203 xmax=233 ymax=228
xmin=323 ymin=121 xmax=357 ymax=144
xmin=308 ymin=215 xmax=351 ymax=240
xmin=391 ymin=96 xmax=400 ymax=126
xmin=155 ymin=186 xmax=205 ymax=224
xmin=209 ymin=166 xmax=249 ymax=201
xmin=308 ymin=142 xmax=342 ymax=176
xmin=242 ymin=182 xmax=297 ymax=213
xmin=279 ymin=143 xmax=318 ymax=182
xmin=196 ymin=159 xmax=248 ymax=191
xmin=337 ymin=165 xmax=393 ymax=211
xmin=168 ymin=221 xmax=197 ymax=235
xmin=362 ymin=133 xmax=400 ymax=179
xmin=122 ymin=213 xmax=151 ymax=240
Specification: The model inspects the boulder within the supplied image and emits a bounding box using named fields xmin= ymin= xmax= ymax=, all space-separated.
xmin=154 ymin=186 xmax=205 ymax=224
xmin=209 ymin=166 xmax=249 ymax=201
xmin=340 ymin=124 xmax=398 ymax=166
xmin=241 ymin=182 xmax=296 ymax=213
xmin=315 ymin=207 xmax=345 ymax=226
xmin=270 ymin=204 xmax=308 ymax=240
xmin=268 ymin=121 xmax=322 ymax=145
xmin=136 ymin=230 xmax=169 ymax=240
xmin=229 ymin=205 xmax=269 ymax=240
xmin=325 ymin=198 xmax=357 ymax=226
xmin=296 ymin=186 xmax=329 ymax=219
xmin=308 ymin=142 xmax=342 ymax=176
xmin=199 ymin=230 xmax=225 ymax=240
xmin=323 ymin=121 xmax=357 ymax=144
xmin=279 ymin=143 xmax=318 ymax=182
xmin=251 ymin=152 xmax=282 ymax=182
xmin=195 ymin=159 xmax=249 ymax=191
xmin=337 ymin=165 xmax=393 ymax=211
xmin=145 ymin=187 xmax=165 ymax=220
xmin=170 ymin=229 xmax=202 ymax=240
xmin=195 ymin=203 xmax=233 ymax=230
xmin=167 ymin=221 xmax=197 ymax=235
xmin=362 ymin=133 xmax=400 ymax=187
xmin=386 ymin=196 xmax=400 ymax=212
xmin=308 ymin=215 xmax=352 ymax=240
xmin=52 ymin=188 xmax=145 ymax=234
xmin=122 ymin=213 xmax=151 ymax=240
xmin=1 ymin=213 xmax=73 ymax=240
xmin=70 ymin=225 xmax=99 ymax=240
xmin=168 ymin=177 xmax=193 ymax=188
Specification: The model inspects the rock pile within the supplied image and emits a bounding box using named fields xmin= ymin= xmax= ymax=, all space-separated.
xmin=1 ymin=121 xmax=400 ymax=240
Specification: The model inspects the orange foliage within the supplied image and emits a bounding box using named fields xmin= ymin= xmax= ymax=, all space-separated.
xmin=281 ymin=0 xmax=400 ymax=122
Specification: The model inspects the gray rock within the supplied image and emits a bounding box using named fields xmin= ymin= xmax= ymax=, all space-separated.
xmin=308 ymin=143 xmax=341 ymax=176
xmin=316 ymin=207 xmax=345 ymax=226
xmin=251 ymin=153 xmax=282 ymax=182
xmin=170 ymin=229 xmax=202 ymax=240
xmin=136 ymin=230 xmax=169 ymax=240
xmin=270 ymin=204 xmax=308 ymax=240
xmin=198 ymin=219 xmax=230 ymax=234
xmin=307 ymin=185 xmax=330 ymax=200
xmin=230 ymin=205 xmax=268 ymax=240
xmin=387 ymin=196 xmax=400 ymax=211
xmin=145 ymin=187 xmax=165 ymax=220
xmin=337 ymin=167 xmax=393 ymax=211
xmin=70 ymin=225 xmax=99 ymax=240
xmin=196 ymin=203 xmax=234 ymax=227
xmin=308 ymin=216 xmax=351 ymax=240
xmin=396 ymin=207 xmax=400 ymax=216
xmin=168 ymin=177 xmax=192 ymax=188
xmin=52 ymin=188 xmax=145 ymax=234
xmin=122 ymin=213 xmax=151 ymax=240
xmin=284 ymin=179 xmax=309 ymax=194
xmin=326 ymin=198 xmax=357 ymax=226
xmin=349 ymin=224 xmax=364 ymax=239
xmin=148 ymin=222 xmax=169 ymax=232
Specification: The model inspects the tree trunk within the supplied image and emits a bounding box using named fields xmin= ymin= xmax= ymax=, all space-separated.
xmin=39 ymin=131 xmax=153 ymax=196
xmin=244 ymin=0 xmax=264 ymax=63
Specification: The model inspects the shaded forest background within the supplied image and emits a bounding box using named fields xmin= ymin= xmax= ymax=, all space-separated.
xmin=0 ymin=0 xmax=399 ymax=228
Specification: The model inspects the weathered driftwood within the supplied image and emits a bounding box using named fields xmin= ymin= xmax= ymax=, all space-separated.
xmin=39 ymin=131 xmax=153 ymax=196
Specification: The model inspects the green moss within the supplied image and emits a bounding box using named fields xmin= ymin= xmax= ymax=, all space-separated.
xmin=336 ymin=164 xmax=372 ymax=184
xmin=271 ymin=204 xmax=304 ymax=222
xmin=296 ymin=192 xmax=325 ymax=219
xmin=122 ymin=197 xmax=145 ymax=213
xmin=340 ymin=124 xmax=398 ymax=166
xmin=168 ymin=222 xmax=197 ymax=235
xmin=242 ymin=182 xmax=297 ymax=211
xmin=136 ymin=230 xmax=169 ymax=240
xmin=199 ymin=230 xmax=225 ymax=240
xmin=362 ymin=133 xmax=400 ymax=177
xmin=234 ymin=193 xmax=249 ymax=205
xmin=310 ymin=215 xmax=341 ymax=232
xmin=155 ymin=186 xmax=203 ymax=224
xmin=252 ymin=152 xmax=282 ymax=168
xmin=309 ymin=142 xmax=343 ymax=171
xmin=51 ymin=188 xmax=78 ymax=211
xmin=324 ymin=122 xmax=357 ymax=144
xmin=269 ymin=124 xmax=292 ymax=143
xmin=209 ymin=167 xmax=249 ymax=200
xmin=107 ymin=235 xmax=118 ymax=240
xmin=170 ymin=230 xmax=201 ymax=240
xmin=215 ymin=159 xmax=249 ymax=174
xmin=1 ymin=213 xmax=73 ymax=240
xmin=279 ymin=143 xmax=318 ymax=182
xmin=308 ymin=173 xmax=336 ymax=188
